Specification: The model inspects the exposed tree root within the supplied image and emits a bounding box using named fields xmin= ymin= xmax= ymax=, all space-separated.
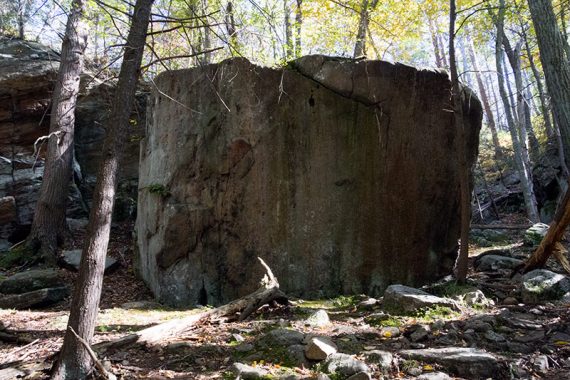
xmin=95 ymin=257 xmax=288 ymax=352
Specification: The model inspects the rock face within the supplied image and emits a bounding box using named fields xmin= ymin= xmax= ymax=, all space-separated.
xmin=136 ymin=56 xmax=482 ymax=306
xmin=0 ymin=37 xmax=146 ymax=247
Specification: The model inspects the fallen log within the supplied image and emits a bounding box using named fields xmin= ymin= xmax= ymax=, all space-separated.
xmin=95 ymin=257 xmax=287 ymax=351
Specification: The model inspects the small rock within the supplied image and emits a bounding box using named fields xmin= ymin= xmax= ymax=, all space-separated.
xmin=362 ymin=350 xmax=393 ymax=371
xmin=264 ymin=328 xmax=305 ymax=346
xmin=346 ymin=372 xmax=371 ymax=380
xmin=231 ymin=362 xmax=268 ymax=379
xmin=357 ymin=297 xmax=378 ymax=310
xmin=324 ymin=353 xmax=370 ymax=376
xmin=165 ymin=342 xmax=192 ymax=352
xmin=305 ymin=336 xmax=337 ymax=360
xmin=315 ymin=374 xmax=331 ymax=380
xmin=287 ymin=344 xmax=310 ymax=367
xmin=417 ymin=372 xmax=452 ymax=380
xmin=407 ymin=366 xmax=423 ymax=376
xmin=502 ymin=297 xmax=518 ymax=305
xmin=484 ymin=330 xmax=506 ymax=342
xmin=233 ymin=333 xmax=245 ymax=342
xmin=235 ymin=343 xmax=254 ymax=353
xmin=524 ymin=223 xmax=549 ymax=245
xmin=521 ymin=269 xmax=570 ymax=303
xmin=380 ymin=326 xmax=400 ymax=338
xmin=464 ymin=319 xmax=492 ymax=333
xmin=532 ymin=355 xmax=549 ymax=373
xmin=60 ymin=249 xmax=119 ymax=273
xmin=383 ymin=285 xmax=458 ymax=314
xmin=400 ymin=347 xmax=503 ymax=379
xmin=462 ymin=290 xmax=494 ymax=307
xmin=409 ymin=325 xmax=430 ymax=342
xmin=305 ymin=309 xmax=331 ymax=327
xmin=475 ymin=255 xmax=523 ymax=272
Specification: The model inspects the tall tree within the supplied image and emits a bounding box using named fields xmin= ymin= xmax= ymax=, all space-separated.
xmin=467 ymin=34 xmax=503 ymax=160
xmin=353 ymin=0 xmax=379 ymax=58
xmin=520 ymin=0 xmax=570 ymax=272
xmin=284 ymin=0 xmax=293 ymax=59
xmin=494 ymin=0 xmax=540 ymax=222
xmin=449 ymin=0 xmax=470 ymax=283
xmin=294 ymin=0 xmax=302 ymax=58
xmin=51 ymin=0 xmax=154 ymax=378
xmin=25 ymin=0 xmax=88 ymax=264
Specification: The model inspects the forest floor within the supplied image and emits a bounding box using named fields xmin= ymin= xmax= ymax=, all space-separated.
xmin=1 ymin=215 xmax=570 ymax=380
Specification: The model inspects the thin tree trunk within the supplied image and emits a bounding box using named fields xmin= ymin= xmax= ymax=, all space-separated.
xmin=284 ymin=0 xmax=292 ymax=59
xmin=51 ymin=0 xmax=153 ymax=378
xmin=437 ymin=32 xmax=448 ymax=69
xmin=353 ymin=0 xmax=379 ymax=58
xmin=225 ymin=2 xmax=238 ymax=49
xmin=449 ymin=0 xmax=470 ymax=284
xmin=25 ymin=0 xmax=87 ymax=264
xmin=495 ymin=0 xmax=540 ymax=222
xmin=17 ymin=0 xmax=25 ymax=39
xmin=528 ymin=0 xmax=570 ymax=169
xmin=202 ymin=0 xmax=211 ymax=64
xmin=467 ymin=35 xmax=503 ymax=160
xmin=428 ymin=16 xmax=444 ymax=68
xmin=294 ymin=0 xmax=302 ymax=58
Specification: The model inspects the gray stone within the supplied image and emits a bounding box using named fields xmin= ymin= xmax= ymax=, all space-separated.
xmin=521 ymin=269 xmax=570 ymax=303
xmin=380 ymin=326 xmax=401 ymax=338
xmin=0 ymin=286 xmax=69 ymax=309
xmin=0 ymin=367 xmax=27 ymax=379
xmin=417 ymin=372 xmax=451 ymax=380
xmin=357 ymin=297 xmax=378 ymax=309
xmin=400 ymin=347 xmax=503 ymax=379
xmin=502 ymin=297 xmax=518 ymax=305
xmin=60 ymin=249 xmax=119 ymax=273
xmin=136 ymin=56 xmax=482 ymax=306
xmin=235 ymin=343 xmax=255 ymax=353
xmin=315 ymin=375 xmax=331 ymax=380
xmin=324 ymin=353 xmax=370 ymax=376
xmin=484 ymin=330 xmax=506 ymax=342
xmin=409 ymin=325 xmax=430 ymax=342
xmin=263 ymin=328 xmax=305 ymax=346
xmin=305 ymin=309 xmax=331 ymax=327
xmin=346 ymin=372 xmax=371 ymax=380
xmin=475 ymin=255 xmax=523 ymax=271
xmin=532 ymin=355 xmax=549 ymax=373
xmin=230 ymin=362 xmax=268 ymax=379
xmin=362 ymin=350 xmax=393 ymax=371
xmin=286 ymin=344 xmax=310 ymax=367
xmin=462 ymin=290 xmax=494 ymax=307
xmin=304 ymin=336 xmax=337 ymax=360
xmin=383 ymin=285 xmax=458 ymax=314
xmin=0 ymin=269 xmax=62 ymax=294
xmin=524 ymin=223 xmax=549 ymax=245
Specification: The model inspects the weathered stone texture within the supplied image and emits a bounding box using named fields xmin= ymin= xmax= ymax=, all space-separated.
xmin=136 ymin=56 xmax=482 ymax=306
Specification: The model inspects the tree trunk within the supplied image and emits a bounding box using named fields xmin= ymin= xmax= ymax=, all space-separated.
xmin=201 ymin=0 xmax=211 ymax=64
xmin=353 ymin=0 xmax=379 ymax=58
xmin=294 ymin=0 xmax=302 ymax=58
xmin=284 ymin=0 xmax=292 ymax=59
xmin=467 ymin=35 xmax=503 ymax=160
xmin=51 ymin=0 xmax=153 ymax=378
xmin=17 ymin=0 xmax=25 ymax=39
xmin=225 ymin=2 xmax=238 ymax=49
xmin=428 ymin=16 xmax=444 ymax=68
xmin=528 ymin=0 xmax=570 ymax=170
xmin=521 ymin=180 xmax=570 ymax=272
xmin=495 ymin=0 xmax=540 ymax=222
xmin=449 ymin=0 xmax=470 ymax=284
xmin=25 ymin=0 xmax=87 ymax=264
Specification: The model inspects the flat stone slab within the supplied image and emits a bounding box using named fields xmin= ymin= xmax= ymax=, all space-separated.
xmin=0 ymin=286 xmax=69 ymax=309
xmin=400 ymin=347 xmax=504 ymax=379
xmin=323 ymin=353 xmax=370 ymax=376
xmin=475 ymin=254 xmax=523 ymax=271
xmin=60 ymin=249 xmax=119 ymax=273
xmin=0 ymin=269 xmax=62 ymax=294
xmin=383 ymin=284 xmax=458 ymax=314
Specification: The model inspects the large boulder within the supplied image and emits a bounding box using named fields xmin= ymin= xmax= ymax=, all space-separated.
xmin=136 ymin=56 xmax=482 ymax=306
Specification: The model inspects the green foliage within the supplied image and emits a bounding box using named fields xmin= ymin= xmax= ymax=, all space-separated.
xmin=415 ymin=306 xmax=460 ymax=321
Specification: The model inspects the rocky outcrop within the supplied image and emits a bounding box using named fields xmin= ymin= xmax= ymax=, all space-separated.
xmin=136 ymin=56 xmax=482 ymax=306
xmin=0 ymin=37 xmax=145 ymax=247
